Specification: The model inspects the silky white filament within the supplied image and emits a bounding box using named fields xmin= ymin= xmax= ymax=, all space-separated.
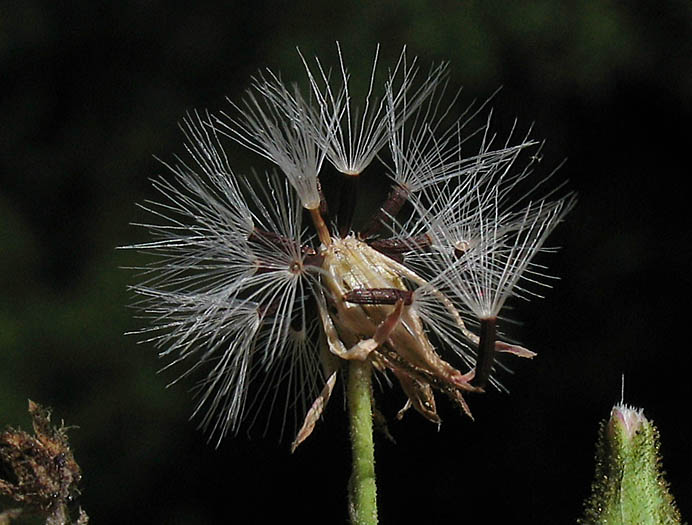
xmin=217 ymin=72 xmax=329 ymax=209
xmin=300 ymin=42 xmax=448 ymax=176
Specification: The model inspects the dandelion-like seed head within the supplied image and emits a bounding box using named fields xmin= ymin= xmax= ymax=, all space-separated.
xmin=125 ymin=44 xmax=574 ymax=447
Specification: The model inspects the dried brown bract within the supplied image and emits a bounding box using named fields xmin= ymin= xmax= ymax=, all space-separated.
xmin=0 ymin=401 xmax=87 ymax=524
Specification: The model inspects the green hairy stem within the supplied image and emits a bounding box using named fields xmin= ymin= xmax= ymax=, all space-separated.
xmin=347 ymin=360 xmax=378 ymax=525
xmin=579 ymin=404 xmax=682 ymax=525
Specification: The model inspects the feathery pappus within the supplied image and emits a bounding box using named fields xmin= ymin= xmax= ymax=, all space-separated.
xmin=124 ymin=43 xmax=575 ymax=449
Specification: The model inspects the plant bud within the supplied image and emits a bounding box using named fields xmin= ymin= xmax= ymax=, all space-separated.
xmin=580 ymin=404 xmax=682 ymax=525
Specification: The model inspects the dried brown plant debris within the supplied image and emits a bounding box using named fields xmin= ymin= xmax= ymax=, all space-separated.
xmin=0 ymin=401 xmax=87 ymax=524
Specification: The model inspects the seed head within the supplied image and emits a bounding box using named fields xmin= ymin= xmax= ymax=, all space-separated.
xmin=125 ymin=44 xmax=574 ymax=447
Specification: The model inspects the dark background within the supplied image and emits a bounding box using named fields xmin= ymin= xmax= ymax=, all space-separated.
xmin=1 ymin=1 xmax=691 ymax=523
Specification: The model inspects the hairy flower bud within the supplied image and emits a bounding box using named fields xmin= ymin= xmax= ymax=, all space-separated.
xmin=580 ymin=404 xmax=682 ymax=525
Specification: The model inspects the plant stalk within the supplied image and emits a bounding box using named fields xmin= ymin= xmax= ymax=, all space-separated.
xmin=347 ymin=359 xmax=378 ymax=525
